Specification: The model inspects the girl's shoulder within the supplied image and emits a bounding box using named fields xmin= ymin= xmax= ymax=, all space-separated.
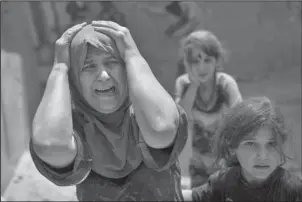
xmin=266 ymin=167 xmax=302 ymax=201
xmin=216 ymin=72 xmax=237 ymax=86
xmin=279 ymin=168 xmax=302 ymax=193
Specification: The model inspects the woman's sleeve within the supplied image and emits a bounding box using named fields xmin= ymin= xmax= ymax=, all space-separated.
xmin=138 ymin=103 xmax=188 ymax=172
xmin=219 ymin=73 xmax=242 ymax=108
xmin=29 ymin=130 xmax=92 ymax=186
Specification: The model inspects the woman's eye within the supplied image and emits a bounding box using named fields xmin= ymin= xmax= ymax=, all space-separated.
xmin=83 ymin=65 xmax=97 ymax=71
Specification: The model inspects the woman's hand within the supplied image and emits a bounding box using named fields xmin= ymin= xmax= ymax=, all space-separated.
xmin=91 ymin=20 xmax=140 ymax=60
xmin=54 ymin=22 xmax=87 ymax=67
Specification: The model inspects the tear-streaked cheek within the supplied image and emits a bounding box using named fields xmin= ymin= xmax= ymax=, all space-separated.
xmin=79 ymin=75 xmax=94 ymax=95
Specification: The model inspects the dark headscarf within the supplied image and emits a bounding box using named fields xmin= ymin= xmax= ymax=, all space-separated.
xmin=69 ymin=25 xmax=142 ymax=178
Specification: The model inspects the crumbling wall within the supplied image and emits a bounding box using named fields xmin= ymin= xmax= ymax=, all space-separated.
xmin=1 ymin=1 xmax=40 ymax=193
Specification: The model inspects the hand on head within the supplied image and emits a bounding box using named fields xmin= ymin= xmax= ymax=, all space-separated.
xmin=91 ymin=20 xmax=140 ymax=60
xmin=54 ymin=22 xmax=87 ymax=67
xmin=53 ymin=20 xmax=141 ymax=72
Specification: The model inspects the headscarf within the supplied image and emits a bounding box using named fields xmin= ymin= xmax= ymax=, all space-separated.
xmin=69 ymin=25 xmax=143 ymax=178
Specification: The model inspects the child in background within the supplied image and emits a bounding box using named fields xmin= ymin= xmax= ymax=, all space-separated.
xmin=175 ymin=30 xmax=242 ymax=188
xmin=182 ymin=97 xmax=302 ymax=201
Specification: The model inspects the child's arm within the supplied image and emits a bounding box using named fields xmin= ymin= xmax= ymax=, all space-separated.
xmin=182 ymin=183 xmax=214 ymax=202
xmin=174 ymin=74 xmax=190 ymax=104
xmin=184 ymin=169 xmax=226 ymax=202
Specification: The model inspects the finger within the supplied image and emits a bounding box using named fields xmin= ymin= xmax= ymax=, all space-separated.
xmin=62 ymin=22 xmax=87 ymax=42
xmin=92 ymin=20 xmax=122 ymax=31
xmin=93 ymin=26 xmax=122 ymax=40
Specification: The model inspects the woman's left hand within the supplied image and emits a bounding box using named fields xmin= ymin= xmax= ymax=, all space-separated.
xmin=91 ymin=20 xmax=140 ymax=60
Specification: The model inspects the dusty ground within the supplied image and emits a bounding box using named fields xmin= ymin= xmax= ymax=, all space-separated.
xmin=2 ymin=67 xmax=301 ymax=201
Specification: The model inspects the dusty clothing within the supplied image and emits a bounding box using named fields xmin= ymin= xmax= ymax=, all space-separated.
xmin=30 ymin=25 xmax=188 ymax=201
xmin=189 ymin=84 xmax=225 ymax=188
xmin=192 ymin=166 xmax=302 ymax=202
xmin=175 ymin=72 xmax=240 ymax=188
xmin=30 ymin=104 xmax=188 ymax=201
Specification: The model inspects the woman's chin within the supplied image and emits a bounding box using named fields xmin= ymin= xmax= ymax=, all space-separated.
xmin=95 ymin=99 xmax=125 ymax=114
xmin=96 ymin=105 xmax=119 ymax=114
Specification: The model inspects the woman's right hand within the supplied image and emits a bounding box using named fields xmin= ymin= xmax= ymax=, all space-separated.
xmin=54 ymin=22 xmax=87 ymax=68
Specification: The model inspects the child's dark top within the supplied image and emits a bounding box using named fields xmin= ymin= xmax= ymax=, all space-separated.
xmin=192 ymin=166 xmax=302 ymax=202
xmin=29 ymin=104 xmax=188 ymax=201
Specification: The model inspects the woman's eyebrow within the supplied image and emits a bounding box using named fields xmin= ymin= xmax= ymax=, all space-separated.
xmin=103 ymin=53 xmax=120 ymax=61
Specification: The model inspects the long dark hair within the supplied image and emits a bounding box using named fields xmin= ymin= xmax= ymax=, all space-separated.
xmin=213 ymin=96 xmax=291 ymax=168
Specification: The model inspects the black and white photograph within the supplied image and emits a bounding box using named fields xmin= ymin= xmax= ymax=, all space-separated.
xmin=1 ymin=1 xmax=301 ymax=201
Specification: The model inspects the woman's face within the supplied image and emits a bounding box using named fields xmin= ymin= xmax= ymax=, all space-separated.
xmin=184 ymin=49 xmax=217 ymax=82
xmin=79 ymin=45 xmax=128 ymax=114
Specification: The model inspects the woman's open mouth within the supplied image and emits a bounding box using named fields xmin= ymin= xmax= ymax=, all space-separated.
xmin=94 ymin=86 xmax=116 ymax=96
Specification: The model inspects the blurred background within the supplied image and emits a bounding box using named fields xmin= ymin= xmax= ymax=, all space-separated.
xmin=1 ymin=1 xmax=301 ymax=200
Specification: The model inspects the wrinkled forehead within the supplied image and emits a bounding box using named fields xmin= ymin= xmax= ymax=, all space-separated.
xmin=70 ymin=25 xmax=120 ymax=70
xmin=69 ymin=25 xmax=121 ymax=86
xmin=84 ymin=44 xmax=116 ymax=64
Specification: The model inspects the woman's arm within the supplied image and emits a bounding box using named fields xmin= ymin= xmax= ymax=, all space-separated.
xmin=32 ymin=64 xmax=76 ymax=168
xmin=32 ymin=23 xmax=87 ymax=168
xmin=125 ymin=54 xmax=179 ymax=149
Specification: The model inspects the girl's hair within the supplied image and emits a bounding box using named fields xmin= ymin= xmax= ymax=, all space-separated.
xmin=180 ymin=30 xmax=226 ymax=69
xmin=213 ymin=96 xmax=291 ymax=168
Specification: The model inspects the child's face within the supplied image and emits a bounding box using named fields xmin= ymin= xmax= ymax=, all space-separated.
xmin=184 ymin=49 xmax=216 ymax=82
xmin=234 ymin=126 xmax=281 ymax=183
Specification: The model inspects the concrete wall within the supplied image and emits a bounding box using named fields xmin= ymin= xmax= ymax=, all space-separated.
xmin=1 ymin=2 xmax=41 ymax=193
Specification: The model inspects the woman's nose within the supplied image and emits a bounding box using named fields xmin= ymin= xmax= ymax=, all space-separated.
xmin=96 ymin=69 xmax=110 ymax=81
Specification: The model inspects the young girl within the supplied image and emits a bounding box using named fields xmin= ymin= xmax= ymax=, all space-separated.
xmin=174 ymin=30 xmax=242 ymax=188
xmin=182 ymin=96 xmax=302 ymax=201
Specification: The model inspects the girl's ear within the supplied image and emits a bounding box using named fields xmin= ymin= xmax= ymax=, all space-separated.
xmin=215 ymin=58 xmax=224 ymax=72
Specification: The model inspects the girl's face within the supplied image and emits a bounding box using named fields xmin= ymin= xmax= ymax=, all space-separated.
xmin=184 ymin=49 xmax=217 ymax=82
xmin=234 ymin=126 xmax=281 ymax=183
xmin=79 ymin=46 xmax=128 ymax=114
